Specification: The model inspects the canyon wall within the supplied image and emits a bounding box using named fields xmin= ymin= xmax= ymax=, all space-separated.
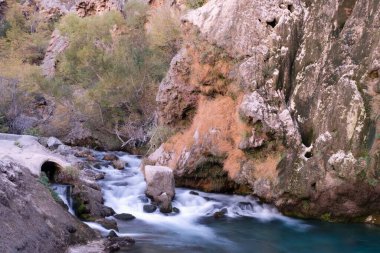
xmin=149 ymin=0 xmax=380 ymax=220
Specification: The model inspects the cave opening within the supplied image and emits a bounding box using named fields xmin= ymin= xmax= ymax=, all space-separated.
xmin=305 ymin=151 xmax=313 ymax=159
xmin=41 ymin=161 xmax=62 ymax=182
xmin=287 ymin=4 xmax=294 ymax=13
xmin=267 ymin=19 xmax=278 ymax=28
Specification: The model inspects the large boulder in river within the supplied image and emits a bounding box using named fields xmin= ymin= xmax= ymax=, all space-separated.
xmin=72 ymin=184 xmax=115 ymax=220
xmin=144 ymin=165 xmax=175 ymax=212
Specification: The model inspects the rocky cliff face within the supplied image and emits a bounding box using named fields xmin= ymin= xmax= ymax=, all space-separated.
xmin=150 ymin=0 xmax=380 ymax=220
xmin=0 ymin=159 xmax=96 ymax=252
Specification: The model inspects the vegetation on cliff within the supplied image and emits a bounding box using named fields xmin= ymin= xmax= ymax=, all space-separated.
xmin=0 ymin=0 xmax=181 ymax=152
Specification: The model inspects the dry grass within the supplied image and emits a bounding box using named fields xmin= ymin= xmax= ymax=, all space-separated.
xmin=253 ymin=154 xmax=281 ymax=180
xmin=164 ymin=94 xmax=250 ymax=178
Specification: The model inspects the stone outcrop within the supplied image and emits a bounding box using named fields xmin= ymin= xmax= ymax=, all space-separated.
xmin=0 ymin=134 xmax=116 ymax=222
xmin=76 ymin=0 xmax=124 ymax=17
xmin=144 ymin=165 xmax=175 ymax=213
xmin=42 ymin=30 xmax=69 ymax=78
xmin=35 ymin=0 xmax=124 ymax=19
xmin=36 ymin=0 xmax=75 ymax=19
xmin=0 ymin=159 xmax=96 ymax=252
xmin=0 ymin=134 xmax=70 ymax=176
xmin=72 ymin=183 xmax=115 ymax=220
xmin=151 ymin=0 xmax=380 ymax=220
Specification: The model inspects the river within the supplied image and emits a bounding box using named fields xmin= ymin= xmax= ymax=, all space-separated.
xmin=54 ymin=152 xmax=380 ymax=253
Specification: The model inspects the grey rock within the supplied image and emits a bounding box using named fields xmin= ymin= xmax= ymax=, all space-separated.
xmin=95 ymin=218 xmax=119 ymax=231
xmin=47 ymin=136 xmax=64 ymax=149
xmin=107 ymin=230 xmax=118 ymax=239
xmin=143 ymin=204 xmax=157 ymax=213
xmin=157 ymin=192 xmax=172 ymax=213
xmin=114 ymin=213 xmax=136 ymax=221
xmin=145 ymin=165 xmax=175 ymax=200
xmin=0 ymin=159 xmax=96 ymax=252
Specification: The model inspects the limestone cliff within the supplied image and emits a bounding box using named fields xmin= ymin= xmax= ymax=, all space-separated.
xmin=150 ymin=0 xmax=380 ymax=220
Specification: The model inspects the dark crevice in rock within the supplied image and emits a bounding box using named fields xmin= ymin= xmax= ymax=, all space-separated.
xmin=267 ymin=19 xmax=277 ymax=28
xmin=335 ymin=0 xmax=357 ymax=36
xmin=175 ymin=155 xmax=250 ymax=194
xmin=287 ymin=4 xmax=294 ymax=13
xmin=367 ymin=120 xmax=377 ymax=150
xmin=301 ymin=123 xmax=314 ymax=147
xmin=276 ymin=21 xmax=303 ymax=103
xmin=305 ymin=151 xmax=313 ymax=159
xmin=369 ymin=70 xmax=379 ymax=79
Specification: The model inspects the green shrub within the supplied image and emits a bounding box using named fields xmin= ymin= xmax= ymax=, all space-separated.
xmin=24 ymin=127 xmax=41 ymax=136
xmin=0 ymin=114 xmax=9 ymax=133
xmin=321 ymin=213 xmax=332 ymax=222
xmin=0 ymin=20 xmax=10 ymax=37
xmin=147 ymin=125 xmax=174 ymax=153
xmin=186 ymin=0 xmax=207 ymax=9
xmin=0 ymin=2 xmax=53 ymax=63
xmin=148 ymin=4 xmax=182 ymax=58
xmin=48 ymin=8 xmax=172 ymax=149
xmin=39 ymin=173 xmax=61 ymax=202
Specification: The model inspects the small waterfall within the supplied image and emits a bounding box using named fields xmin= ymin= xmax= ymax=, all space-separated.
xmin=51 ymin=184 xmax=75 ymax=215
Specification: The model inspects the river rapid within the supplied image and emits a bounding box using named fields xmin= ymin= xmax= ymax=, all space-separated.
xmin=54 ymin=152 xmax=380 ymax=253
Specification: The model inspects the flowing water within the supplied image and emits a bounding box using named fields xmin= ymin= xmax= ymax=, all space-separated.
xmin=55 ymin=152 xmax=380 ymax=253
xmin=51 ymin=184 xmax=75 ymax=215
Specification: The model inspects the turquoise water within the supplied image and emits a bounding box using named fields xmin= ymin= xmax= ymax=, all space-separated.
xmin=76 ymin=152 xmax=380 ymax=253
xmin=116 ymin=217 xmax=380 ymax=253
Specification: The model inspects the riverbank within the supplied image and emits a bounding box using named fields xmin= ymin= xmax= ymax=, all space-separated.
xmin=1 ymin=133 xmax=380 ymax=252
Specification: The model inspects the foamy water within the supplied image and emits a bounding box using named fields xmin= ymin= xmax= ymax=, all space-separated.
xmin=52 ymin=152 xmax=380 ymax=253
xmin=51 ymin=184 xmax=75 ymax=215
xmin=91 ymin=153 xmax=308 ymax=238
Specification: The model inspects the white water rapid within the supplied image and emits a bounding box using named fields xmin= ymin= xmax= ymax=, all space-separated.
xmin=87 ymin=153 xmax=307 ymax=238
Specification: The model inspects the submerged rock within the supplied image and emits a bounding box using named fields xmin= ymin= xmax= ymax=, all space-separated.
xmin=103 ymin=153 xmax=118 ymax=161
xmin=143 ymin=204 xmax=157 ymax=213
xmin=107 ymin=230 xmax=119 ymax=238
xmin=189 ymin=191 xmax=199 ymax=196
xmin=157 ymin=193 xmax=173 ymax=213
xmin=138 ymin=195 xmax=149 ymax=203
xmin=112 ymin=159 xmax=126 ymax=170
xmin=213 ymin=208 xmax=228 ymax=219
xmin=96 ymin=218 xmax=119 ymax=231
xmin=114 ymin=213 xmax=136 ymax=221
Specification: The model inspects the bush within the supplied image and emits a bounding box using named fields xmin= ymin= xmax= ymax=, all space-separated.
xmin=0 ymin=114 xmax=9 ymax=133
xmin=147 ymin=125 xmax=174 ymax=153
xmin=186 ymin=0 xmax=207 ymax=9
xmin=148 ymin=4 xmax=182 ymax=58
xmin=39 ymin=173 xmax=61 ymax=202
xmin=0 ymin=2 xmax=53 ymax=64
xmin=47 ymin=6 xmax=173 ymax=150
